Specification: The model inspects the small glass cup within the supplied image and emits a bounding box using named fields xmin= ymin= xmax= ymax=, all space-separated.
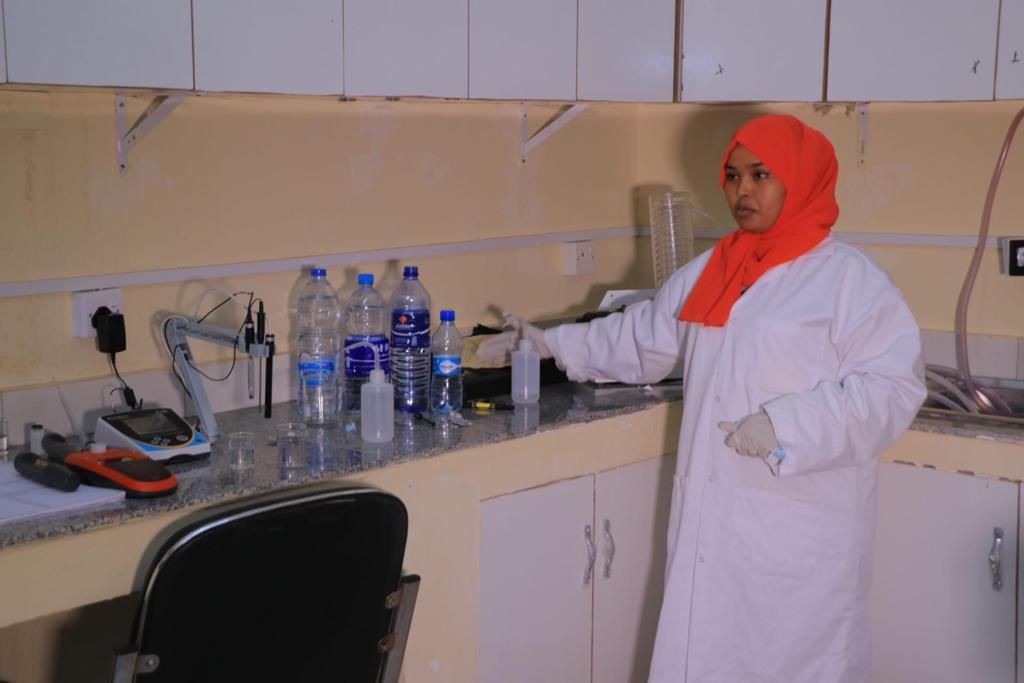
xmin=276 ymin=422 xmax=308 ymax=469
xmin=226 ymin=431 xmax=256 ymax=469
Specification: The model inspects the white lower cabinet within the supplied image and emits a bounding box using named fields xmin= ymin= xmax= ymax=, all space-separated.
xmin=480 ymin=457 xmax=674 ymax=683
xmin=869 ymin=463 xmax=1018 ymax=682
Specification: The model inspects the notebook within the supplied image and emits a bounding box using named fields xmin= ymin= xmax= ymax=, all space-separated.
xmin=0 ymin=461 xmax=125 ymax=526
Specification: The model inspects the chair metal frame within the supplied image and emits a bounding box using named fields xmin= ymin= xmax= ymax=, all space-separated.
xmin=111 ymin=484 xmax=419 ymax=683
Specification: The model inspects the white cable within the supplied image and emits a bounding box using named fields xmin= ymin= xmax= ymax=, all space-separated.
xmin=191 ymin=286 xmax=250 ymax=321
xmin=54 ymin=381 xmax=86 ymax=444
xmin=101 ymin=383 xmax=122 ymax=411
xmin=926 ymin=390 xmax=968 ymax=413
xmin=925 ymin=369 xmax=981 ymax=414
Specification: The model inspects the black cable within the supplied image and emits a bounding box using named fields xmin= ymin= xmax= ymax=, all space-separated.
xmin=196 ymin=291 xmax=254 ymax=323
xmin=179 ymin=314 xmax=247 ymax=383
xmin=168 ymin=292 xmax=258 ymax=390
xmin=163 ymin=317 xmax=193 ymax=400
xmin=108 ymin=352 xmax=140 ymax=409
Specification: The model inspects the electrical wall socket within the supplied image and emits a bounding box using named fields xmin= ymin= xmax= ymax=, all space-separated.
xmin=999 ymin=237 xmax=1024 ymax=276
xmin=562 ymin=240 xmax=596 ymax=275
xmin=72 ymin=288 xmax=123 ymax=338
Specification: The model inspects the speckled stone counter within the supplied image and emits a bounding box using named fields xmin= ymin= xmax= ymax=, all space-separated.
xmin=0 ymin=381 xmax=682 ymax=550
xmin=909 ymin=408 xmax=1024 ymax=445
xmin=4 ymin=382 xmax=1024 ymax=551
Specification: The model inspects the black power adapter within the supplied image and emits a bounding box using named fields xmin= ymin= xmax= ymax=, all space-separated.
xmin=93 ymin=306 xmax=140 ymax=409
xmin=92 ymin=306 xmax=126 ymax=354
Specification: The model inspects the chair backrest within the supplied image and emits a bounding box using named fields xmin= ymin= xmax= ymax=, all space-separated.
xmin=113 ymin=482 xmax=417 ymax=683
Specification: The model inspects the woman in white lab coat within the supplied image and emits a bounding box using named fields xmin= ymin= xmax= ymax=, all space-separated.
xmin=481 ymin=114 xmax=926 ymax=682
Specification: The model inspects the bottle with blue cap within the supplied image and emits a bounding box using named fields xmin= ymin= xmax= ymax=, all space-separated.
xmin=344 ymin=273 xmax=390 ymax=413
xmin=429 ymin=310 xmax=463 ymax=419
xmin=296 ymin=267 xmax=343 ymax=424
xmin=389 ymin=265 xmax=432 ymax=415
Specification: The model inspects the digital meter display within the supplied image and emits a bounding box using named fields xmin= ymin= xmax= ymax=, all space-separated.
xmin=120 ymin=411 xmax=179 ymax=436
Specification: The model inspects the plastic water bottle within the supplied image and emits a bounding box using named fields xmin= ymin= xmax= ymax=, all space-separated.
xmin=297 ymin=268 xmax=343 ymax=424
xmin=430 ymin=310 xmax=463 ymax=418
xmin=389 ymin=266 xmax=432 ymax=415
xmin=344 ymin=273 xmax=390 ymax=413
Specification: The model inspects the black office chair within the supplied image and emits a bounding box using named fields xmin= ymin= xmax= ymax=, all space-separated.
xmin=111 ymin=482 xmax=420 ymax=683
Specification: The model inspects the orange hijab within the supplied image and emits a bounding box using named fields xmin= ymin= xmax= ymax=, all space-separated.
xmin=677 ymin=115 xmax=839 ymax=327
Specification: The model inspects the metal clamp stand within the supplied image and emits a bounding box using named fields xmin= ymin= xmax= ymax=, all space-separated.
xmin=164 ymin=317 xmax=274 ymax=442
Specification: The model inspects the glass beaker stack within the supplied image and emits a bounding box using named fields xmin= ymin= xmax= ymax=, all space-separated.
xmin=648 ymin=191 xmax=695 ymax=289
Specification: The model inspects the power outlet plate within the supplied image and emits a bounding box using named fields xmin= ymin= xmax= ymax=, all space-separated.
xmin=999 ymin=237 xmax=1024 ymax=276
xmin=72 ymin=288 xmax=123 ymax=338
xmin=562 ymin=240 xmax=596 ymax=275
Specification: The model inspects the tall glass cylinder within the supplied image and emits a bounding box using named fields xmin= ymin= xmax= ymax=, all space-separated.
xmin=648 ymin=191 xmax=695 ymax=288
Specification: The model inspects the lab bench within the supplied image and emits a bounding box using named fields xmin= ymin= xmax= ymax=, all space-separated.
xmin=2 ymin=384 xmax=1024 ymax=682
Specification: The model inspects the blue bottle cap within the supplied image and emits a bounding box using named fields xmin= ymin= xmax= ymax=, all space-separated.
xmin=310 ymin=267 xmax=326 ymax=277
xmin=403 ymin=266 xmax=419 ymax=279
xmin=440 ymin=309 xmax=455 ymax=322
xmin=357 ymin=273 xmax=374 ymax=286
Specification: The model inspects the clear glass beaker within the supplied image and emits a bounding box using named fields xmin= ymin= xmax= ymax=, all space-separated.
xmin=648 ymin=191 xmax=695 ymax=289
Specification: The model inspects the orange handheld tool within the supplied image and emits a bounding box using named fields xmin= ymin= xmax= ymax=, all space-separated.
xmin=42 ymin=434 xmax=178 ymax=498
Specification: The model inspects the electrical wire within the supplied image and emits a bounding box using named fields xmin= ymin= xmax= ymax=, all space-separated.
xmin=108 ymin=352 xmax=140 ymax=409
xmin=164 ymin=291 xmax=259 ymax=389
xmin=162 ymin=316 xmax=194 ymax=400
xmin=191 ymin=287 xmax=253 ymax=321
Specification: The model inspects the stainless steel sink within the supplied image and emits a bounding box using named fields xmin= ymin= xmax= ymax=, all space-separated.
xmin=922 ymin=366 xmax=1024 ymax=427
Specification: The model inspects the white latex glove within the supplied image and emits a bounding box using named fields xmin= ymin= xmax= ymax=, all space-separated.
xmin=476 ymin=312 xmax=553 ymax=363
xmin=718 ymin=411 xmax=780 ymax=459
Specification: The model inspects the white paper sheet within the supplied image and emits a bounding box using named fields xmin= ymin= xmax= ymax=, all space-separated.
xmin=0 ymin=461 xmax=125 ymax=526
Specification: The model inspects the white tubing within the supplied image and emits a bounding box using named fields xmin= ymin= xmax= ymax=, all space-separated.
xmin=925 ymin=369 xmax=981 ymax=414
xmin=926 ymin=390 xmax=968 ymax=412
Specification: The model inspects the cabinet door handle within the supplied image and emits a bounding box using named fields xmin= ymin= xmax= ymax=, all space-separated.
xmin=989 ymin=527 xmax=1004 ymax=591
xmin=584 ymin=524 xmax=596 ymax=586
xmin=602 ymin=518 xmax=616 ymax=579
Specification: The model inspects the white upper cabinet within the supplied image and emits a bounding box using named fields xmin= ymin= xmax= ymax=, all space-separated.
xmin=194 ymin=0 xmax=342 ymax=95
xmin=3 ymin=0 xmax=192 ymax=89
xmin=578 ymin=0 xmax=675 ymax=102
xmin=345 ymin=0 xmax=467 ymax=98
xmin=679 ymin=0 xmax=825 ymax=102
xmin=469 ymin=0 xmax=577 ymax=100
xmin=997 ymin=0 xmax=1024 ymax=99
xmin=828 ymin=0 xmax=999 ymax=101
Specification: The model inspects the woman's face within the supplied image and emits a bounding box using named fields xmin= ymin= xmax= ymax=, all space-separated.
xmin=723 ymin=145 xmax=787 ymax=233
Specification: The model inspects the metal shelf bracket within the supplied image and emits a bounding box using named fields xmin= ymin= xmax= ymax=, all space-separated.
xmin=116 ymin=93 xmax=186 ymax=174
xmin=520 ymin=102 xmax=590 ymax=164
xmin=857 ymin=102 xmax=869 ymax=168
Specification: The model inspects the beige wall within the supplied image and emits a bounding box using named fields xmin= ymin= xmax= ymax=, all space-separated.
xmin=3 ymin=92 xmax=1024 ymax=392
xmin=0 ymin=92 xmax=648 ymax=390
xmin=637 ymin=100 xmax=1024 ymax=334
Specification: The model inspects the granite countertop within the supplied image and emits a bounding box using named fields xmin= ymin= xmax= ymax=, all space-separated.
xmin=910 ymin=407 xmax=1024 ymax=445
xmin=3 ymin=383 xmax=1023 ymax=551
xmin=0 ymin=382 xmax=682 ymax=550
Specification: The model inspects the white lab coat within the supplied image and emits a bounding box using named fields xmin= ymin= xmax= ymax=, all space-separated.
xmin=545 ymin=237 xmax=926 ymax=683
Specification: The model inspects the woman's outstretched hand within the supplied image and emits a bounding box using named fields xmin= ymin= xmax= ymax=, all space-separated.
xmin=476 ymin=312 xmax=553 ymax=363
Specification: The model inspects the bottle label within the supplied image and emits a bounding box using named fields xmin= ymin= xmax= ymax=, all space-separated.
xmin=298 ymin=353 xmax=335 ymax=389
xmin=433 ymin=355 xmax=461 ymax=377
xmin=391 ymin=309 xmax=431 ymax=349
xmin=345 ymin=335 xmax=391 ymax=378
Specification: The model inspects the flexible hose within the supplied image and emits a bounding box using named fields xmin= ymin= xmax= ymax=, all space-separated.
xmin=927 ymin=390 xmax=968 ymax=412
xmin=955 ymin=105 xmax=1024 ymax=414
xmin=925 ymin=370 xmax=978 ymax=413
xmin=925 ymin=369 xmax=980 ymax=413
